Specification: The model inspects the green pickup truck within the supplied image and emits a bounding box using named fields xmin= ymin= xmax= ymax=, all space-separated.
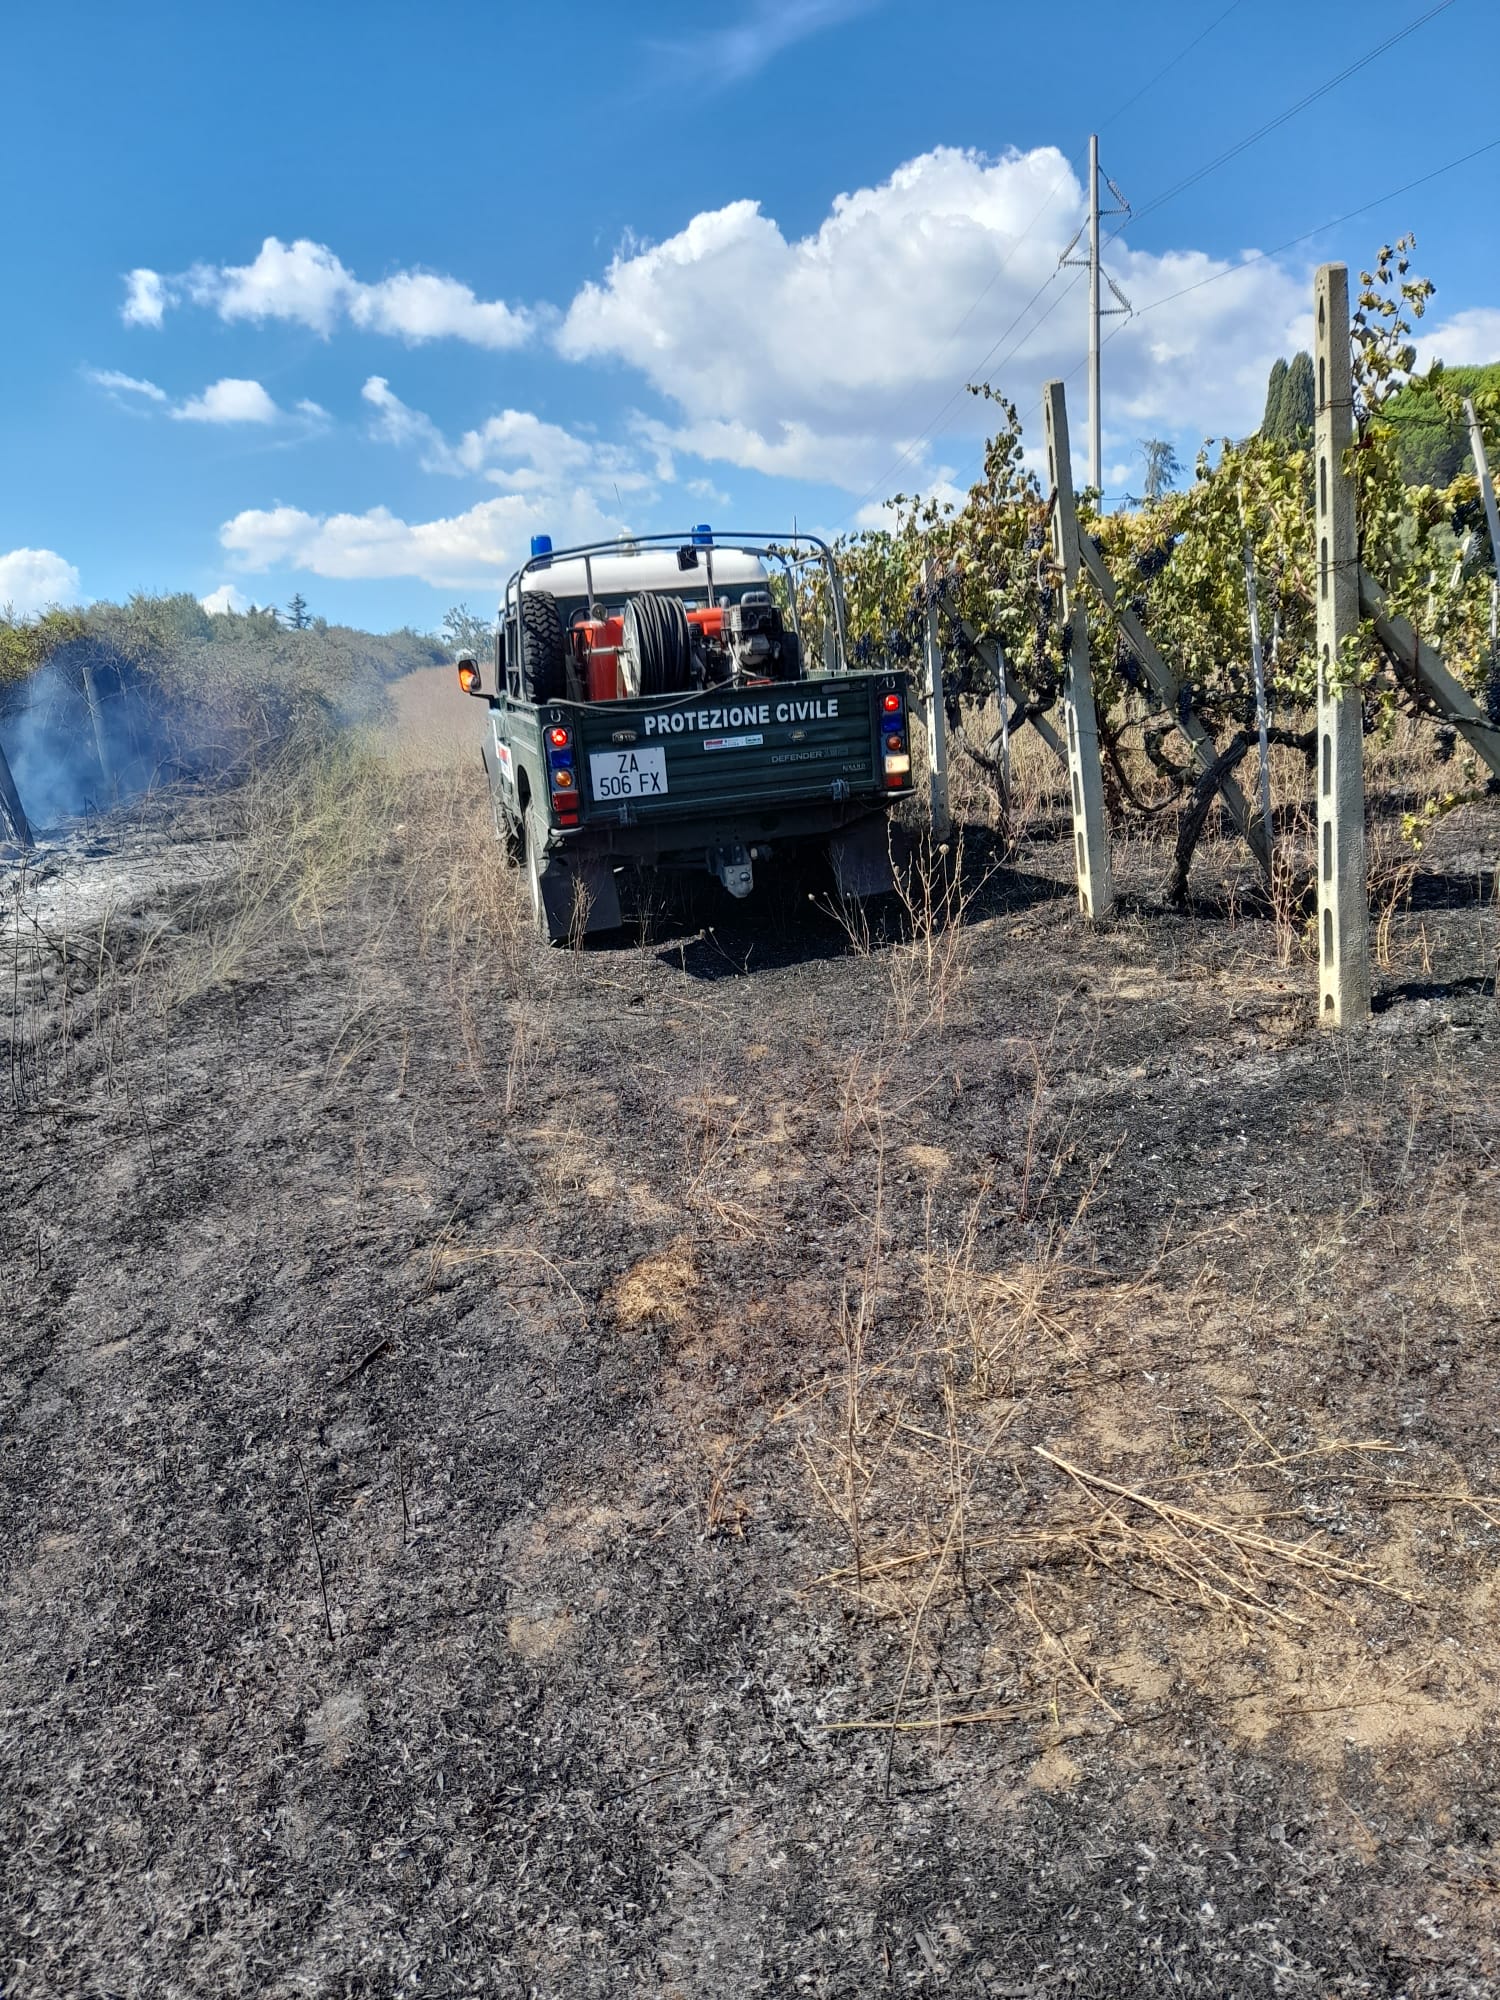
xmin=458 ymin=530 xmax=915 ymax=942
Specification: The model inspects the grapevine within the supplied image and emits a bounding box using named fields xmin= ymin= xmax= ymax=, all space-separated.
xmin=830 ymin=240 xmax=1499 ymax=877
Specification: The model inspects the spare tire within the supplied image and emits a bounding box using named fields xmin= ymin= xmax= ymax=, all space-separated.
xmin=620 ymin=593 xmax=692 ymax=698
xmin=519 ymin=589 xmax=567 ymax=704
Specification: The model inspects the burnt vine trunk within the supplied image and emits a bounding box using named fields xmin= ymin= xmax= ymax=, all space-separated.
xmin=1167 ymin=733 xmax=1252 ymax=904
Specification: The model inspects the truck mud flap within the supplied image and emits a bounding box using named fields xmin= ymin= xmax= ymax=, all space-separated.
xmin=827 ymin=817 xmax=903 ymax=902
xmin=537 ymin=847 xmax=624 ymax=936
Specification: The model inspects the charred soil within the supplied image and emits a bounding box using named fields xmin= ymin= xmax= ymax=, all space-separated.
xmin=3 ymin=742 xmax=1499 ymax=1998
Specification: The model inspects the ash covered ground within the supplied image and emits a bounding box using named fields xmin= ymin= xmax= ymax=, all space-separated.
xmin=2 ymin=746 xmax=1499 ymax=1998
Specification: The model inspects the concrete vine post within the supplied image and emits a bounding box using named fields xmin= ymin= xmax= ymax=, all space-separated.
xmin=1043 ymin=379 xmax=1114 ymax=920
xmin=1313 ymin=262 xmax=1371 ymax=1026
xmin=1463 ymin=397 xmax=1500 ymax=712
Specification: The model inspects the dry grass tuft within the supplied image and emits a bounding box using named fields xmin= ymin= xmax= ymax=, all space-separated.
xmin=610 ymin=1236 xmax=700 ymax=1329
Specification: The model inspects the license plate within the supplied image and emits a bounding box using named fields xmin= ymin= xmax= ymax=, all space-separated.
xmin=589 ymin=746 xmax=668 ymax=801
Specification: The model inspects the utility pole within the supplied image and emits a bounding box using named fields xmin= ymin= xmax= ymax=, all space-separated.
xmin=1060 ymin=137 xmax=1131 ymax=494
xmin=1088 ymin=134 xmax=1102 ymax=496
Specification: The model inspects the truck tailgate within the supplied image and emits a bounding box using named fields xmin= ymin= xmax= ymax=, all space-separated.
xmin=573 ymin=677 xmax=888 ymax=820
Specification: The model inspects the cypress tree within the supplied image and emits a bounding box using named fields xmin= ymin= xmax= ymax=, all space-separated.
xmin=1261 ymin=357 xmax=1288 ymax=438
xmin=1283 ymin=352 xmax=1315 ymax=436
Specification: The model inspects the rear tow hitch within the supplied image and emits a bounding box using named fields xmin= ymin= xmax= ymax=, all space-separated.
xmin=709 ymin=842 xmax=754 ymax=898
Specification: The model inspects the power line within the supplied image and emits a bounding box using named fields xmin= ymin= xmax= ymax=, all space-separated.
xmin=939 ymin=0 xmax=1249 ymax=342
xmin=1057 ymin=0 xmax=1464 ymax=507
xmin=1035 ymin=133 xmax=1500 ymax=494
xmin=972 ymin=268 xmax=1087 ymax=394
xmin=827 ymin=3 xmax=1270 ymax=527
xmin=1117 ymin=0 xmax=1461 ymax=234
xmin=832 ymin=0 xmax=1462 ymax=528
xmin=940 ymin=171 xmax=1073 ymax=351
xmin=1097 ymin=0 xmax=1246 ymax=136
xmin=833 ymin=263 xmax=1072 ymax=525
xmin=1126 ymin=133 xmax=1500 ymax=326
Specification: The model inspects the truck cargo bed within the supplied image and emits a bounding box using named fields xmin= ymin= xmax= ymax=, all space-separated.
xmin=566 ymin=676 xmax=894 ymax=824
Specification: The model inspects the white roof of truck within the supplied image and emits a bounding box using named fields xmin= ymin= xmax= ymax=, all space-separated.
xmin=520 ymin=547 xmax=768 ymax=599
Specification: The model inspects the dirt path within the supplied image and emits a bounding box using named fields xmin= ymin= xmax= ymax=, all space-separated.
xmin=3 ymin=767 xmax=1499 ymax=1997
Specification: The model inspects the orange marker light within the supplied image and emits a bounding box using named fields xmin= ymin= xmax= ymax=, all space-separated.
xmin=457 ymin=661 xmax=481 ymax=694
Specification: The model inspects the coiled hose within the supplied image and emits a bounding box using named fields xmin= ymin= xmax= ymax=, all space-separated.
xmin=621 ymin=593 xmax=693 ymax=697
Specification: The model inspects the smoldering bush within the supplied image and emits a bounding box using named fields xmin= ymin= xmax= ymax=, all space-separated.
xmin=0 ymin=594 xmax=448 ymax=832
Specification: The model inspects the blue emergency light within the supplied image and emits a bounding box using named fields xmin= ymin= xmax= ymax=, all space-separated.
xmin=530 ymin=534 xmax=553 ymax=565
xmin=692 ymin=523 xmax=713 ymax=547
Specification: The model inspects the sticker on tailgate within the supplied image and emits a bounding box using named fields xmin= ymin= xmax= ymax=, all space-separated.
xmin=589 ymin=746 xmax=668 ymax=800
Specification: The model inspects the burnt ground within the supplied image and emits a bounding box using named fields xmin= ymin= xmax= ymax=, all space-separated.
xmin=2 ymin=742 xmax=1499 ymax=1999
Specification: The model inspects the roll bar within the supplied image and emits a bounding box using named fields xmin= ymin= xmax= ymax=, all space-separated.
xmin=498 ymin=530 xmax=850 ymax=679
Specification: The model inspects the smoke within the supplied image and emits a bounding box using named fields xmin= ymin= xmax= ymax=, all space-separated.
xmin=1 ymin=648 xmax=186 ymax=833
xmin=0 ymin=610 xmax=449 ymax=843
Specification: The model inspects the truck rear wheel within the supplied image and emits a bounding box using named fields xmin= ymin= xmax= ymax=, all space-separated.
xmin=494 ymin=788 xmax=523 ymax=864
xmin=525 ymin=806 xmax=571 ymax=945
xmin=519 ymin=590 xmax=567 ymax=704
xmin=620 ymin=593 xmax=692 ymax=697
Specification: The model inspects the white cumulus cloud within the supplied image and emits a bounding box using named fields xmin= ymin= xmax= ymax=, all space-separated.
xmin=219 ymin=491 xmax=626 ymax=589
xmin=361 ymin=376 xmax=651 ymax=496
xmin=1413 ymin=307 xmax=1500 ymax=372
xmin=200 ymin=583 xmax=251 ymax=615
xmin=89 ymin=368 xmax=313 ymax=427
xmin=0 ymin=548 xmax=82 ymax=616
xmin=128 ymin=237 xmax=534 ymax=350
xmin=122 ymin=268 xmax=168 ymax=327
xmin=219 ymin=383 xmax=663 ymax=586
xmin=192 ymin=236 xmax=348 ymax=334
xmin=172 ymin=377 xmax=282 ymax=424
xmin=556 ymin=144 xmax=1306 ymax=491
xmin=350 ymin=270 xmax=531 ymax=347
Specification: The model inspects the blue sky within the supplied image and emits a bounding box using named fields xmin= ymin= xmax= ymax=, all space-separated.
xmin=3 ymin=0 xmax=1496 ymax=632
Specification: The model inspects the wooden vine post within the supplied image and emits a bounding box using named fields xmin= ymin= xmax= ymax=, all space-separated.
xmin=1313 ymin=263 xmax=1371 ymax=1027
xmin=79 ymin=655 xmax=116 ymax=800
xmin=1043 ymin=378 xmax=1114 ymax=919
xmin=0 ymin=737 xmax=32 ymax=848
